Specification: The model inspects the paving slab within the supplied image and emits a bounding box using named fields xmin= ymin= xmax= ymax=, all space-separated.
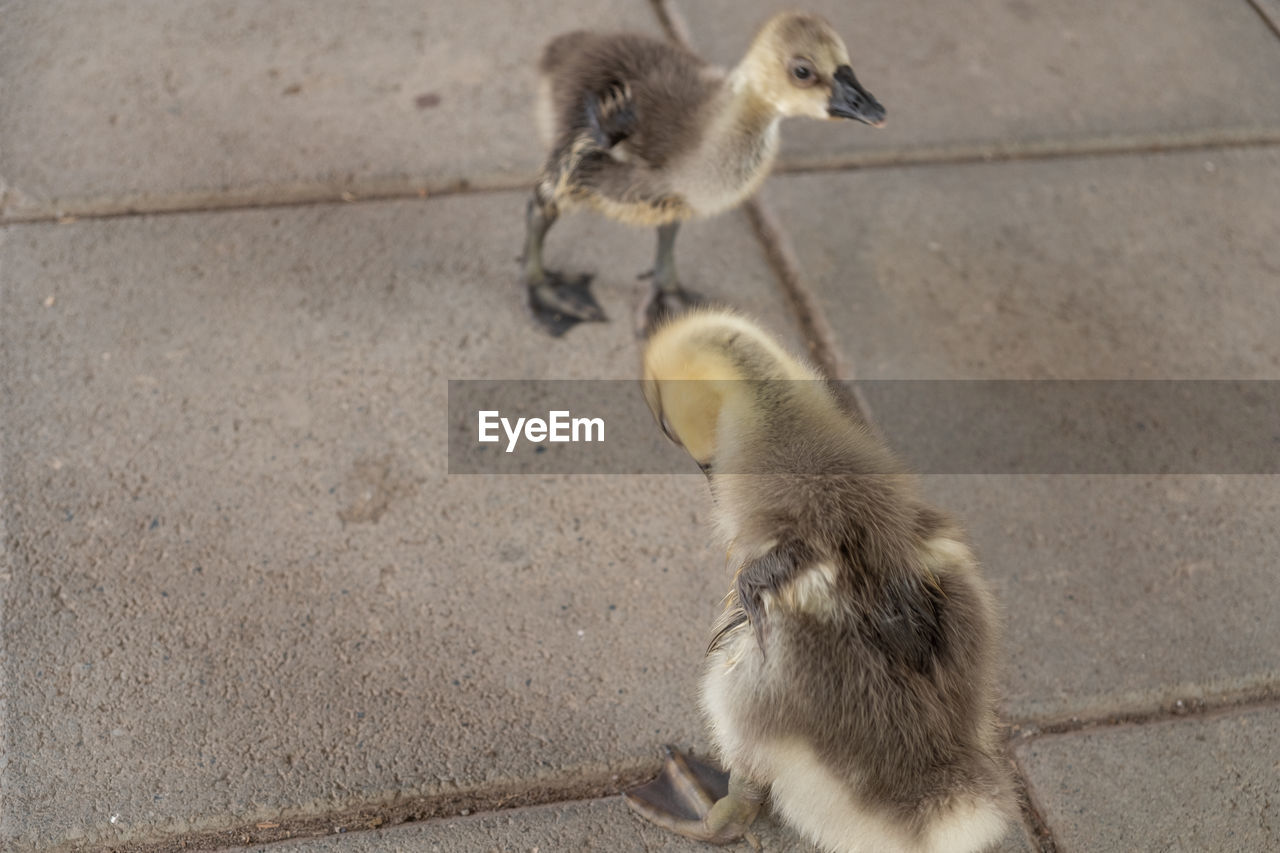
xmin=215 ymin=796 xmax=1040 ymax=853
xmin=0 ymin=0 xmax=662 ymax=218
xmin=670 ymin=0 xmax=1280 ymax=161
xmin=0 ymin=195 xmax=800 ymax=851
xmin=921 ymin=474 xmax=1280 ymax=723
xmin=1016 ymin=705 xmax=1280 ymax=852
xmin=766 ymin=147 xmax=1280 ymax=380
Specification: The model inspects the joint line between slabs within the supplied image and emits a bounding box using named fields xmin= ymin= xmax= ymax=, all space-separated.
xmin=1010 ymin=687 xmax=1280 ymax=742
xmin=0 ymin=175 xmax=533 ymax=226
xmin=5 ymin=132 xmax=1279 ymax=225
xmin=1010 ymin=758 xmax=1061 ymax=853
xmin=743 ymin=200 xmax=849 ymax=375
xmin=776 ymin=129 xmax=1280 ymax=174
xmin=649 ymin=0 xmax=695 ymax=50
xmin=1246 ymin=0 xmax=1280 ymax=41
xmin=71 ymin=763 xmax=664 ymax=853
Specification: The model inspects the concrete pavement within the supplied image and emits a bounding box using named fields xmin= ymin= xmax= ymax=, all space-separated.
xmin=0 ymin=0 xmax=662 ymax=218
xmin=1015 ymin=706 xmax=1280 ymax=850
xmin=3 ymin=1 xmax=1279 ymax=851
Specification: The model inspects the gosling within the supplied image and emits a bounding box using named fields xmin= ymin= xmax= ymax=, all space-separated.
xmin=522 ymin=13 xmax=885 ymax=336
xmin=627 ymin=310 xmax=1016 ymax=853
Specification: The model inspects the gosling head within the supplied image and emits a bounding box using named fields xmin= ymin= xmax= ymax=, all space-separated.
xmin=641 ymin=310 xmax=818 ymax=474
xmin=741 ymin=12 xmax=886 ymax=127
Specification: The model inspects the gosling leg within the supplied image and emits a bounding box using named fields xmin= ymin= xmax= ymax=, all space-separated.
xmin=637 ymin=221 xmax=703 ymax=337
xmin=520 ymin=193 xmax=606 ymax=337
xmin=624 ymin=745 xmax=764 ymax=846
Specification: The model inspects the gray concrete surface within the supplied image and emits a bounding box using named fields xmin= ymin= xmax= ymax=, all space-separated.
xmin=0 ymin=197 xmax=797 ymax=850
xmin=217 ymin=798 xmax=1040 ymax=853
xmin=922 ymin=474 xmax=1280 ymax=723
xmin=764 ymin=148 xmax=1280 ymax=380
xmin=4 ymin=0 xmax=1280 ymax=851
xmin=671 ymin=0 xmax=1280 ymax=161
xmin=0 ymin=0 xmax=661 ymax=219
xmin=1016 ymin=706 xmax=1280 ymax=852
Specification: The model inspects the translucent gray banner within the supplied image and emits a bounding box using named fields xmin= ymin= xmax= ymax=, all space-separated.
xmin=447 ymin=380 xmax=1280 ymax=475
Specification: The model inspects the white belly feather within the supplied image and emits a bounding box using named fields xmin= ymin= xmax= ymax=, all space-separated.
xmin=698 ymin=563 xmax=1007 ymax=853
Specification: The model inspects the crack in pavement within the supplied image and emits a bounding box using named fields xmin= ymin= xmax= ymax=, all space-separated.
xmin=4 ymin=131 xmax=1278 ymax=226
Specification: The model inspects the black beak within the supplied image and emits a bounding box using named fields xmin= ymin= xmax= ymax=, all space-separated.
xmin=828 ymin=65 xmax=886 ymax=127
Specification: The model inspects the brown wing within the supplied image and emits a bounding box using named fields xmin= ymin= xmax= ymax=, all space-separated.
xmin=540 ymin=31 xmax=716 ymax=168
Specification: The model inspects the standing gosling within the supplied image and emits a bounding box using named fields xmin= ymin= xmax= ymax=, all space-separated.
xmin=627 ymin=310 xmax=1016 ymax=853
xmin=523 ymin=13 xmax=885 ymax=336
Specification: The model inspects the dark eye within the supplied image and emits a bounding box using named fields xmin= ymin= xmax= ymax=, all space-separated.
xmin=788 ymin=58 xmax=818 ymax=87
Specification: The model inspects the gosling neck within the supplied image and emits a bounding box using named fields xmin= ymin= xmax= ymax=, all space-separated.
xmin=720 ymin=65 xmax=784 ymax=143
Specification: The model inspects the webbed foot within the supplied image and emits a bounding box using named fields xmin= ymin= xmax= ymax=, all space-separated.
xmin=525 ymin=270 xmax=607 ymax=337
xmin=624 ymin=745 xmax=764 ymax=847
xmin=637 ymin=279 xmax=704 ymax=338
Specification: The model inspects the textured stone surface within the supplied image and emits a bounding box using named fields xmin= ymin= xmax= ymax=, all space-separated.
xmin=218 ymin=796 xmax=1040 ymax=853
xmin=5 ymin=2 xmax=1280 ymax=851
xmin=670 ymin=0 xmax=1280 ymax=160
xmin=0 ymin=194 xmax=796 ymax=850
xmin=1016 ymin=706 xmax=1280 ymax=852
xmin=0 ymin=0 xmax=662 ymax=217
xmin=921 ymin=474 xmax=1280 ymax=723
xmin=766 ymin=148 xmax=1280 ymax=380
